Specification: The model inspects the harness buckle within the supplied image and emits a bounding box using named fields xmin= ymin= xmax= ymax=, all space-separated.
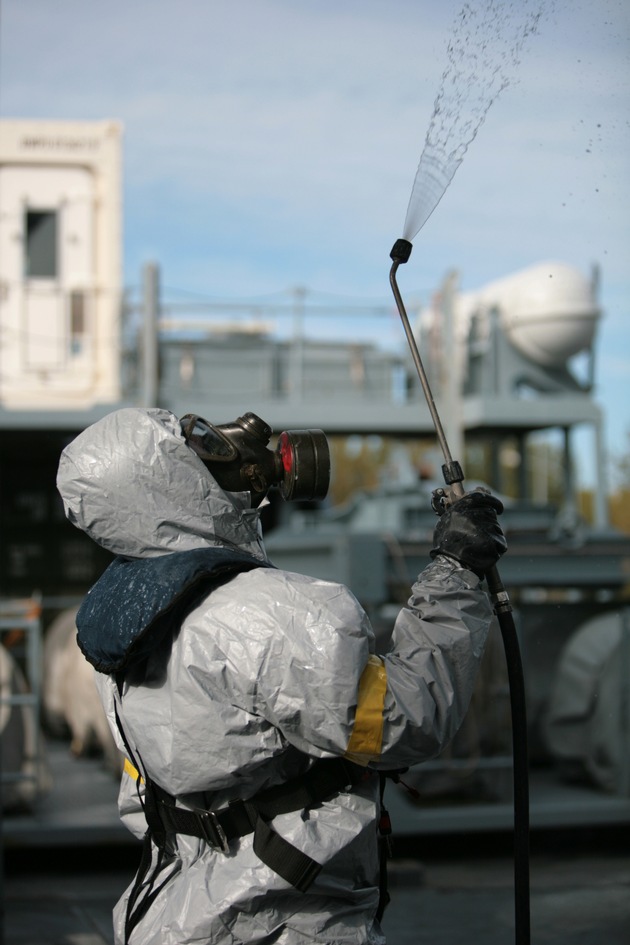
xmin=198 ymin=810 xmax=230 ymax=854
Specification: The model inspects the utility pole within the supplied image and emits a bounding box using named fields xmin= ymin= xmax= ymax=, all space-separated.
xmin=142 ymin=261 xmax=160 ymax=407
xmin=441 ymin=269 xmax=464 ymax=470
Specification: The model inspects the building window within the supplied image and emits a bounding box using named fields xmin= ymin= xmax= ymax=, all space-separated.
xmin=25 ymin=209 xmax=58 ymax=278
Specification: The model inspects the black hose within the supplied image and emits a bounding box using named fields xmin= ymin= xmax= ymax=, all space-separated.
xmin=487 ymin=567 xmax=530 ymax=945
xmin=500 ymin=612 xmax=531 ymax=944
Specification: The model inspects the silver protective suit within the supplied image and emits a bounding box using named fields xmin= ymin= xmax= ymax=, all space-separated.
xmin=57 ymin=407 xmax=495 ymax=945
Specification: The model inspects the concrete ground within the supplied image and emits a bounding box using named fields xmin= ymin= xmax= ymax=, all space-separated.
xmin=2 ymin=738 xmax=629 ymax=944
xmin=3 ymin=843 xmax=630 ymax=945
xmin=386 ymin=850 xmax=630 ymax=944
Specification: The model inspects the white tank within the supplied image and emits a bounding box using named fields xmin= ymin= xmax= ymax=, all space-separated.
xmin=43 ymin=606 xmax=123 ymax=774
xmin=457 ymin=261 xmax=600 ymax=368
xmin=542 ymin=610 xmax=627 ymax=792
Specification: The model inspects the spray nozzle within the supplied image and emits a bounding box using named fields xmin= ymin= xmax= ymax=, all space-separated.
xmin=390 ymin=238 xmax=413 ymax=264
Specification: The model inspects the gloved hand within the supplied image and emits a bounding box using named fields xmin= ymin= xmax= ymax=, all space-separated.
xmin=430 ymin=490 xmax=507 ymax=578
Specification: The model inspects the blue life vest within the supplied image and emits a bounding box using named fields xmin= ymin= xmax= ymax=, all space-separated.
xmin=76 ymin=546 xmax=272 ymax=674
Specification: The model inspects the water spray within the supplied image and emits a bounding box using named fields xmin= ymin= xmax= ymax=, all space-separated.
xmin=385 ymin=4 xmax=553 ymax=943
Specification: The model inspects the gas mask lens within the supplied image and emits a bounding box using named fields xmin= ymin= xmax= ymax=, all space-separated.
xmin=180 ymin=415 xmax=237 ymax=462
xmin=180 ymin=412 xmax=330 ymax=502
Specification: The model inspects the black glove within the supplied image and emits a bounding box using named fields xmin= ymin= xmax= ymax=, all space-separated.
xmin=430 ymin=490 xmax=507 ymax=578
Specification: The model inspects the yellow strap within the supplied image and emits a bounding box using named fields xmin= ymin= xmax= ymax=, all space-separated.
xmin=122 ymin=660 xmax=387 ymax=778
xmin=124 ymin=757 xmax=144 ymax=784
xmin=345 ymin=655 xmax=387 ymax=763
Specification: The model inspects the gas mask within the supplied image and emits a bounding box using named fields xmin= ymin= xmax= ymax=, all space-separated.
xmin=180 ymin=412 xmax=330 ymax=506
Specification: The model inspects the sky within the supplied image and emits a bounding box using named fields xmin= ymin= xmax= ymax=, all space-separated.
xmin=1 ymin=0 xmax=628 ymax=487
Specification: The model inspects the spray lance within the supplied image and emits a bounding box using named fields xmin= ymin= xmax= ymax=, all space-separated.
xmin=388 ymin=240 xmax=530 ymax=945
xmin=380 ymin=5 xmax=556 ymax=940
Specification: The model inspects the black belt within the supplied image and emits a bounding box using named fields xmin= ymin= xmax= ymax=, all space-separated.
xmin=114 ymin=704 xmax=380 ymax=940
xmin=152 ymin=793 xmax=255 ymax=853
xmin=145 ymin=756 xmax=369 ymax=892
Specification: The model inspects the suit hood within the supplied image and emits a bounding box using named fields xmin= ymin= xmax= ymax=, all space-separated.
xmin=56 ymin=407 xmax=268 ymax=561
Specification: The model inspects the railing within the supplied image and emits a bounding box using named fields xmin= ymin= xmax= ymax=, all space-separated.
xmin=0 ymin=594 xmax=44 ymax=809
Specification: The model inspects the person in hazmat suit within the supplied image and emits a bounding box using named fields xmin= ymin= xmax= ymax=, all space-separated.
xmin=56 ymin=406 xmax=506 ymax=945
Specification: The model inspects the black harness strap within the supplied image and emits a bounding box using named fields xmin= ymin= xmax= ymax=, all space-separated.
xmin=252 ymin=814 xmax=322 ymax=892
xmin=116 ymin=691 xmax=394 ymax=931
xmin=113 ymin=699 xmax=182 ymax=944
xmin=123 ymin=834 xmax=181 ymax=945
xmin=144 ymin=756 xmax=368 ymax=892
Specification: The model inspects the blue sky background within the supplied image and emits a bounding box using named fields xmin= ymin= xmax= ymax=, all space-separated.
xmin=1 ymin=0 xmax=628 ymax=487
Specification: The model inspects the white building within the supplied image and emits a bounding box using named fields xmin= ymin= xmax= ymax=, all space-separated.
xmin=0 ymin=119 xmax=123 ymax=411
